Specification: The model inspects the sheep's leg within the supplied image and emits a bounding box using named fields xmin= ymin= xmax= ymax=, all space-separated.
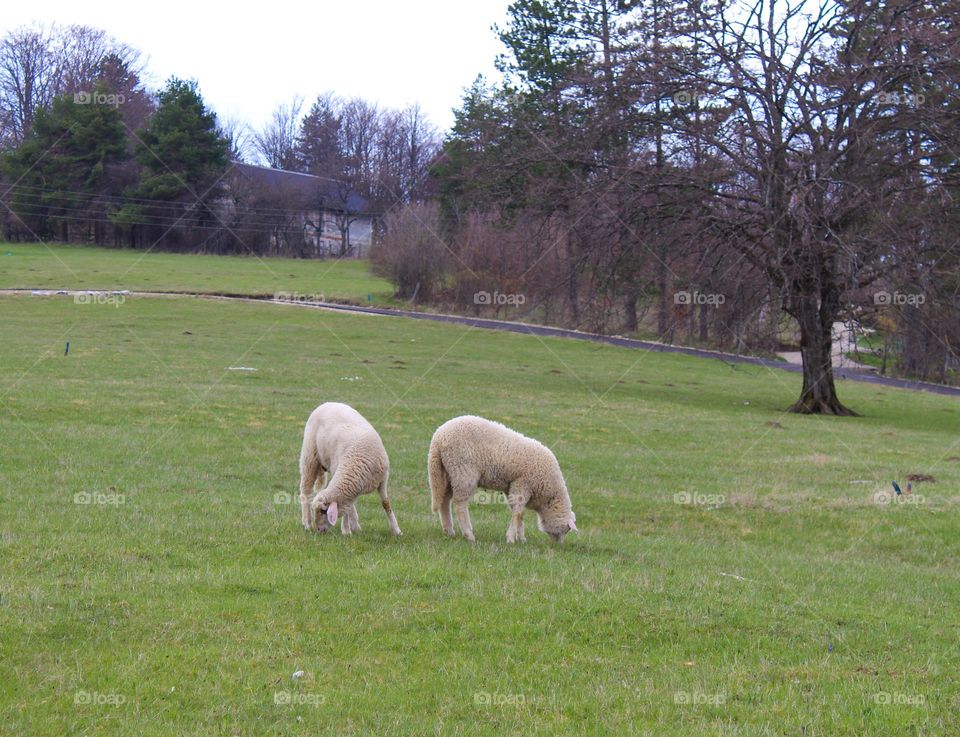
xmin=429 ymin=447 xmax=452 ymax=535
xmin=506 ymin=510 xmax=526 ymax=543
xmin=340 ymin=502 xmax=357 ymax=535
xmin=348 ymin=503 xmax=361 ymax=532
xmin=299 ymin=454 xmax=322 ymax=531
xmin=438 ymin=492 xmax=455 ymax=536
xmin=377 ymin=473 xmax=402 ymax=536
xmin=454 ymin=498 xmax=475 ymax=542
xmin=505 ymin=484 xmax=529 ymax=543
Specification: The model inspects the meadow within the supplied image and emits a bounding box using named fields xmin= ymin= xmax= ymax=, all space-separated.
xmin=1 ymin=245 xmax=958 ymax=736
xmin=0 ymin=242 xmax=395 ymax=303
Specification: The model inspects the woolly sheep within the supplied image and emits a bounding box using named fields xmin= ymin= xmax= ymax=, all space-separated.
xmin=428 ymin=415 xmax=578 ymax=543
xmin=299 ymin=402 xmax=401 ymax=536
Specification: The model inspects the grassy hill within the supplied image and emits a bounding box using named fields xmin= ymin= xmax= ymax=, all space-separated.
xmin=0 ymin=242 xmax=395 ymax=303
xmin=1 ymin=250 xmax=958 ymax=735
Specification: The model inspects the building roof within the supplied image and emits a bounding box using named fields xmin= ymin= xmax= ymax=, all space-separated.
xmin=232 ymin=162 xmax=371 ymax=214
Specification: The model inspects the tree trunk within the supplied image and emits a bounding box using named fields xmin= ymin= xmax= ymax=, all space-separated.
xmin=657 ymin=256 xmax=670 ymax=337
xmin=623 ymin=294 xmax=638 ymax=332
xmin=789 ymin=296 xmax=858 ymax=415
xmin=567 ymin=260 xmax=580 ymax=327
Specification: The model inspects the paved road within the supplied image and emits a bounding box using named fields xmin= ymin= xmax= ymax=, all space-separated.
xmin=8 ymin=288 xmax=960 ymax=398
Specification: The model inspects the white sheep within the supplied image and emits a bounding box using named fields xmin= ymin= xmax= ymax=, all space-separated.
xmin=299 ymin=402 xmax=401 ymax=536
xmin=428 ymin=415 xmax=578 ymax=543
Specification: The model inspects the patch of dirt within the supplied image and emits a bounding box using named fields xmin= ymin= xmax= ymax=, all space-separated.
xmin=906 ymin=474 xmax=936 ymax=483
xmin=765 ymin=421 xmax=784 ymax=429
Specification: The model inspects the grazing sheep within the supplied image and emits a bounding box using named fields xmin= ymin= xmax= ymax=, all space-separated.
xmin=428 ymin=415 xmax=577 ymax=543
xmin=299 ymin=402 xmax=401 ymax=536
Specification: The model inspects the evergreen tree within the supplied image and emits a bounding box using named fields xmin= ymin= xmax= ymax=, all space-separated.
xmin=4 ymin=84 xmax=128 ymax=241
xmin=296 ymin=93 xmax=344 ymax=179
xmin=115 ymin=77 xmax=229 ymax=248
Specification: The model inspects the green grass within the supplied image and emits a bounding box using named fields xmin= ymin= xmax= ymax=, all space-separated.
xmin=1 ymin=256 xmax=959 ymax=735
xmin=847 ymin=350 xmax=885 ymax=370
xmin=0 ymin=242 xmax=395 ymax=303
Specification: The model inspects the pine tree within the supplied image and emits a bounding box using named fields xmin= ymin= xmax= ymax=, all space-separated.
xmin=296 ymin=93 xmax=344 ymax=179
xmin=115 ymin=77 xmax=229 ymax=248
xmin=4 ymin=84 xmax=128 ymax=241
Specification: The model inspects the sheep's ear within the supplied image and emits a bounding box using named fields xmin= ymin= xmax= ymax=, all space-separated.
xmin=326 ymin=502 xmax=339 ymax=526
xmin=568 ymin=514 xmax=578 ymax=533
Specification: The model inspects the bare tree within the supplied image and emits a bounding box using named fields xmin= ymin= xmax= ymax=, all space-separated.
xmin=56 ymin=25 xmax=143 ymax=95
xmin=252 ymin=96 xmax=304 ymax=169
xmin=338 ymin=97 xmax=380 ymax=198
xmin=218 ymin=115 xmax=255 ymax=162
xmin=667 ymin=0 xmax=959 ymax=413
xmin=0 ymin=23 xmax=145 ymax=147
xmin=0 ymin=24 xmax=58 ymax=145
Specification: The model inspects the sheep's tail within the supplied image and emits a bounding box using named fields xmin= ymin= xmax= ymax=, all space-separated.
xmin=299 ymin=431 xmax=320 ymax=494
xmin=428 ymin=444 xmax=449 ymax=514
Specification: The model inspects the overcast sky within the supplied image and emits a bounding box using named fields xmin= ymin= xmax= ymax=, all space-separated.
xmin=3 ymin=0 xmax=511 ymax=134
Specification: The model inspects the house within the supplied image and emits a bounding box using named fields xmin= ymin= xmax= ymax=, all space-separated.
xmin=230 ymin=163 xmax=375 ymax=257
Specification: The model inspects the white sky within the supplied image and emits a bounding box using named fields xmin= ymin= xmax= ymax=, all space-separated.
xmin=3 ymin=0 xmax=511 ymax=134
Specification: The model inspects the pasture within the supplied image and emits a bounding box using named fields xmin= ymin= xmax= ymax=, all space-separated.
xmin=0 ymin=242 xmax=395 ymax=303
xmin=1 ymin=246 xmax=958 ymax=736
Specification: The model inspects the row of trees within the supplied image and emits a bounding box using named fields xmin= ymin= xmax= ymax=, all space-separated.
xmin=0 ymin=22 xmax=441 ymax=253
xmin=0 ymin=23 xmax=150 ymax=146
xmin=374 ymin=0 xmax=960 ymax=410
xmin=2 ymin=72 xmax=232 ymax=250
xmin=250 ymin=93 xmax=441 ymax=209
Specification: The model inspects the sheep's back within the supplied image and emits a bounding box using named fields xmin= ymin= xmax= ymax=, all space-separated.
xmin=432 ymin=415 xmax=558 ymax=486
xmin=307 ymin=403 xmax=388 ymax=473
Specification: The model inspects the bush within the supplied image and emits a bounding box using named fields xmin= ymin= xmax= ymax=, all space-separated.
xmin=371 ymin=203 xmax=448 ymax=302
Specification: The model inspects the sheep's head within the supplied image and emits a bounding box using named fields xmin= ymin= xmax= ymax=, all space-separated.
xmin=537 ymin=509 xmax=578 ymax=542
xmin=313 ymin=500 xmax=339 ymax=532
